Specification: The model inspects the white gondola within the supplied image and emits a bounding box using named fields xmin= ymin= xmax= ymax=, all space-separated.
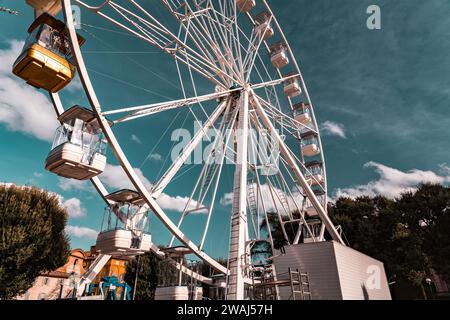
xmin=302 ymin=220 xmax=322 ymax=243
xmin=270 ymin=42 xmax=289 ymax=69
xmin=155 ymin=247 xmax=200 ymax=300
xmin=301 ymin=132 xmax=321 ymax=157
xmin=96 ymin=190 xmax=152 ymax=255
xmin=254 ymin=11 xmax=274 ymax=41
xmin=283 ymin=76 xmax=302 ymax=98
xmin=305 ymin=207 xmax=318 ymax=219
xmin=155 ymin=286 xmax=190 ymax=300
xmin=215 ymin=85 xmax=225 ymax=103
xmin=304 ymin=191 xmax=326 ymax=218
xmin=293 ymin=102 xmax=311 ymax=125
xmin=305 ymin=161 xmax=324 ymax=187
xmin=26 ymin=0 xmax=62 ymax=16
xmin=236 ymin=0 xmax=256 ymax=13
xmin=45 ymin=106 xmax=108 ymax=180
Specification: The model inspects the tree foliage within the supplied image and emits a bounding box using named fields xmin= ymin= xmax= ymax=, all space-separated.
xmin=0 ymin=184 xmax=70 ymax=299
xmin=395 ymin=184 xmax=450 ymax=283
xmin=125 ymin=251 xmax=178 ymax=300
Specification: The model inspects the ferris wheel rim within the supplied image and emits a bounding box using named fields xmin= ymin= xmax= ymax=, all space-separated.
xmin=58 ymin=0 xmax=335 ymax=287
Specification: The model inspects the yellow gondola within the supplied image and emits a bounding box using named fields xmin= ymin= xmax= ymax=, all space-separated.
xmin=12 ymin=13 xmax=85 ymax=93
xmin=26 ymin=0 xmax=62 ymax=17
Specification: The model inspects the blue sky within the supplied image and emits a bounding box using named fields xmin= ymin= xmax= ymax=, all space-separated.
xmin=1 ymin=0 xmax=450 ymax=258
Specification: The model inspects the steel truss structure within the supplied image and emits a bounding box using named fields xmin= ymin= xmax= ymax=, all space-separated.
xmin=41 ymin=0 xmax=345 ymax=300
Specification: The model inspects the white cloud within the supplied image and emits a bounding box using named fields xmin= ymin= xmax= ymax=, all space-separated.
xmin=33 ymin=172 xmax=43 ymax=178
xmin=100 ymin=164 xmax=205 ymax=213
xmin=0 ymin=182 xmax=14 ymax=188
xmin=131 ymin=134 xmax=142 ymax=144
xmin=61 ymin=197 xmax=87 ymax=218
xmin=58 ymin=177 xmax=92 ymax=192
xmin=65 ymin=225 xmax=98 ymax=240
xmin=148 ymin=153 xmax=163 ymax=162
xmin=0 ymin=40 xmax=59 ymax=141
xmin=220 ymin=192 xmax=233 ymax=206
xmin=67 ymin=74 xmax=83 ymax=92
xmin=321 ymin=121 xmax=347 ymax=139
xmin=157 ymin=193 xmax=208 ymax=214
xmin=100 ymin=163 xmax=153 ymax=190
xmin=333 ymin=162 xmax=449 ymax=199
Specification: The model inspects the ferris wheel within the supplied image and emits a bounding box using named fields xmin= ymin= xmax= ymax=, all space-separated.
xmin=15 ymin=0 xmax=345 ymax=300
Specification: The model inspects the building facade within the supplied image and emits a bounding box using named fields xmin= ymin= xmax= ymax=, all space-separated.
xmin=17 ymin=249 xmax=86 ymax=300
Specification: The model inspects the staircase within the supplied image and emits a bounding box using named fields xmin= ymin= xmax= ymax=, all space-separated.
xmin=247 ymin=174 xmax=259 ymax=237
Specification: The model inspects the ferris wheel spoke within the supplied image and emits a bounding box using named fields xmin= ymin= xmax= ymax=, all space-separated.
xmin=151 ymin=98 xmax=230 ymax=198
xmin=182 ymin=2 xmax=235 ymax=71
xmin=102 ymin=87 xmax=238 ymax=122
xmin=243 ymin=19 xmax=273 ymax=82
xmin=181 ymin=15 xmax=241 ymax=83
xmin=198 ymin=104 xmax=239 ymax=250
xmin=169 ymin=1 xmax=250 ymax=84
xmin=203 ymin=10 xmax=242 ymax=80
xmin=78 ymin=0 xmax=235 ymax=86
xmin=251 ymin=73 xmax=300 ymax=91
xmin=249 ymin=91 xmax=344 ymax=244
xmin=167 ymin=102 xmax=238 ymax=249
xmin=211 ymin=1 xmax=246 ymax=80
xmin=127 ymin=0 xmax=240 ymax=84
xmin=175 ymin=14 xmax=228 ymax=83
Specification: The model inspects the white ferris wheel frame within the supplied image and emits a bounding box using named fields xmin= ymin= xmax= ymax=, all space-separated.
xmin=45 ymin=0 xmax=345 ymax=299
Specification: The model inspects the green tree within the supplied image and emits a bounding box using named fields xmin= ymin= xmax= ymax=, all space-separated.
xmin=395 ymin=184 xmax=450 ymax=283
xmin=125 ymin=251 xmax=178 ymax=300
xmin=0 ymin=184 xmax=70 ymax=299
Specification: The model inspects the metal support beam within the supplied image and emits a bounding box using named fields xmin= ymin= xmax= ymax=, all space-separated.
xmin=227 ymin=90 xmax=249 ymax=300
